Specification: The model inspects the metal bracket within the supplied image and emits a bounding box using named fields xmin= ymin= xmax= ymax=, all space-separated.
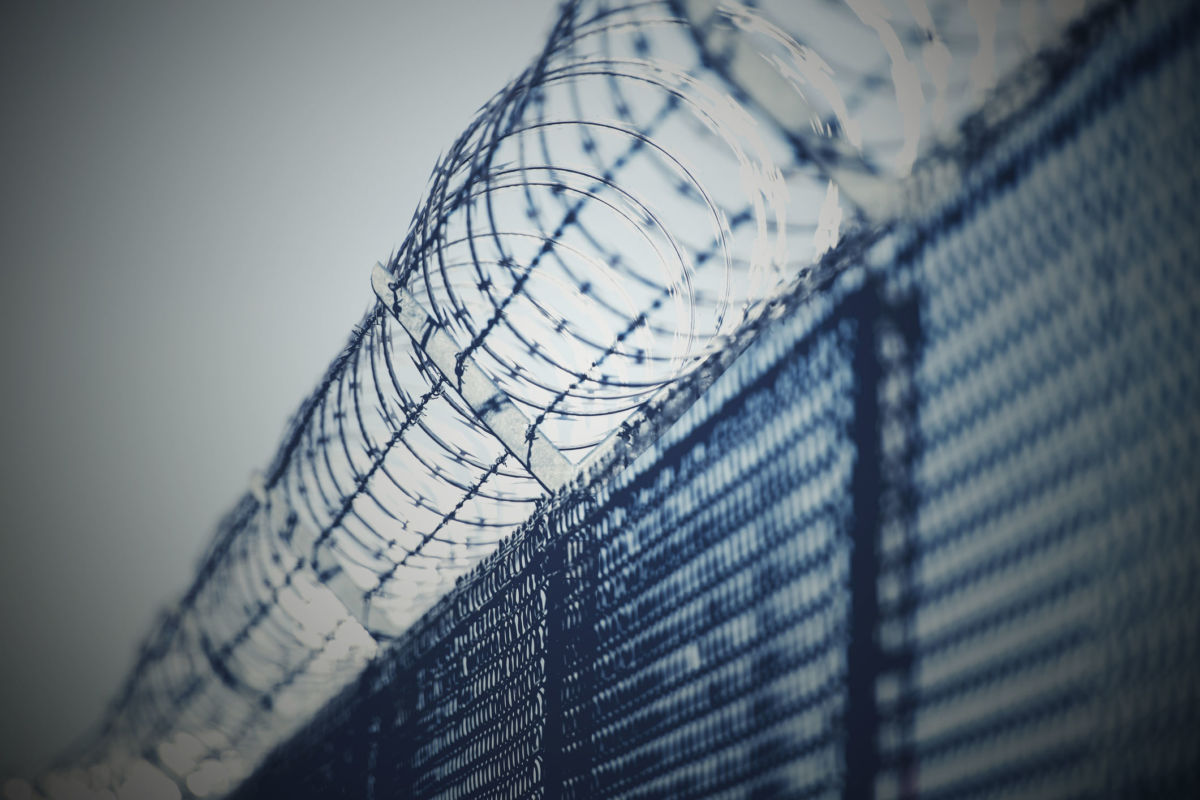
xmin=371 ymin=263 xmax=574 ymax=492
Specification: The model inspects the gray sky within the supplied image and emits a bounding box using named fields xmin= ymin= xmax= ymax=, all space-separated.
xmin=0 ymin=0 xmax=555 ymax=781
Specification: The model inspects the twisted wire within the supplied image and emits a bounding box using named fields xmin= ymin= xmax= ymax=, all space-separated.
xmin=20 ymin=1 xmax=1099 ymax=798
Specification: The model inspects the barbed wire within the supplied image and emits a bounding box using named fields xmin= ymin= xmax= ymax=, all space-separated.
xmin=16 ymin=1 xmax=1100 ymax=798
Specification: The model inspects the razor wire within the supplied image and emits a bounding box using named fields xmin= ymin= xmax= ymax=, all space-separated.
xmin=16 ymin=2 xmax=1101 ymax=798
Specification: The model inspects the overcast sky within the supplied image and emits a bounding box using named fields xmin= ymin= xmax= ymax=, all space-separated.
xmin=0 ymin=0 xmax=556 ymax=781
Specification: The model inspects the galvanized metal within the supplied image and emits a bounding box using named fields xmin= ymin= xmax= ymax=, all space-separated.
xmin=371 ymin=262 xmax=574 ymax=492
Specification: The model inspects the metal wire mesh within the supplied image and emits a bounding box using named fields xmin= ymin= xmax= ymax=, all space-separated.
xmin=13 ymin=1 xmax=1109 ymax=798
xmin=232 ymin=3 xmax=1200 ymax=797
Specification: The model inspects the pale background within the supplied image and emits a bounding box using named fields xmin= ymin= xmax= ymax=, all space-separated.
xmin=0 ymin=0 xmax=556 ymax=781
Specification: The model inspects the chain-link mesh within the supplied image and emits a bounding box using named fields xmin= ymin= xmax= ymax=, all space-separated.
xmin=15 ymin=1 xmax=1167 ymax=798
